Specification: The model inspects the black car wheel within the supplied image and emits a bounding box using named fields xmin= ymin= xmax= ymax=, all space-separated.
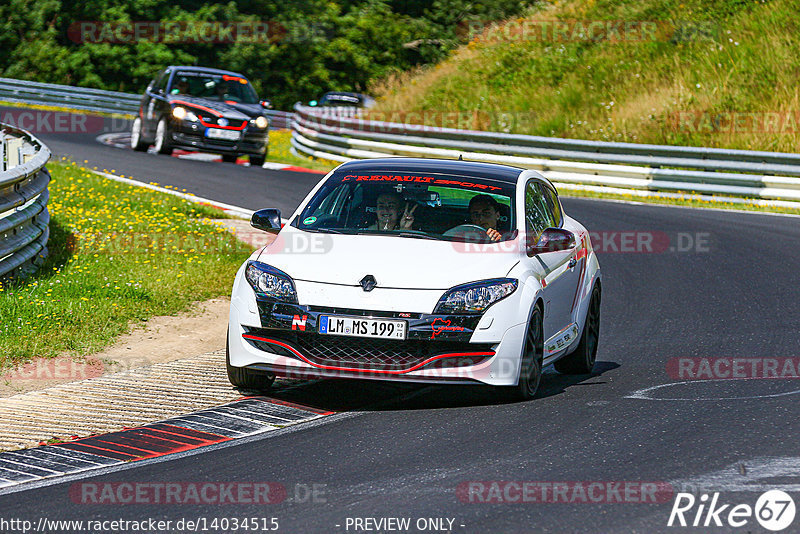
xmin=554 ymin=283 xmax=601 ymax=375
xmin=222 ymin=154 xmax=239 ymax=163
xmin=130 ymin=117 xmax=148 ymax=151
xmin=153 ymin=118 xmax=172 ymax=155
xmin=225 ymin=333 xmax=275 ymax=391
xmin=497 ymin=305 xmax=543 ymax=401
xmin=250 ymin=154 xmax=266 ymax=166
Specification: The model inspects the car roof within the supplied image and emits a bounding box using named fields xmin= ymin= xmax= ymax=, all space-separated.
xmin=167 ymin=66 xmax=247 ymax=78
xmin=335 ymin=158 xmax=525 ymax=184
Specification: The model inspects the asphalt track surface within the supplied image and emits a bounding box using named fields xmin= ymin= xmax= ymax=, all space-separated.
xmin=2 ymin=107 xmax=800 ymax=533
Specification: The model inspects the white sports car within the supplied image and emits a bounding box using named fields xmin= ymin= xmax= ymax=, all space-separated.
xmin=227 ymin=158 xmax=601 ymax=400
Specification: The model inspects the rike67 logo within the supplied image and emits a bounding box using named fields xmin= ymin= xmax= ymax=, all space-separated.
xmin=668 ymin=490 xmax=796 ymax=531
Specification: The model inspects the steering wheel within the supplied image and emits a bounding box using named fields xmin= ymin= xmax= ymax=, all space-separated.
xmin=443 ymin=224 xmax=492 ymax=241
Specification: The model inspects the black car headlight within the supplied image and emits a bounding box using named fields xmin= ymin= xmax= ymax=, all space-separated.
xmin=252 ymin=116 xmax=269 ymax=129
xmin=245 ymin=261 xmax=298 ymax=303
xmin=434 ymin=278 xmax=518 ymax=314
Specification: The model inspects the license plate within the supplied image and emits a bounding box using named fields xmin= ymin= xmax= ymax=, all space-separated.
xmin=318 ymin=315 xmax=406 ymax=340
xmin=205 ymin=128 xmax=240 ymax=141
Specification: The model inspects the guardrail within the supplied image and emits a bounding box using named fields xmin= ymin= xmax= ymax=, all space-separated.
xmin=0 ymin=77 xmax=293 ymax=128
xmin=291 ymin=104 xmax=800 ymax=205
xmin=0 ymin=124 xmax=51 ymax=280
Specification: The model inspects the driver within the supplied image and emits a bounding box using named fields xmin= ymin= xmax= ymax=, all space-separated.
xmin=214 ymin=82 xmax=229 ymax=100
xmin=368 ymin=192 xmax=417 ymax=231
xmin=172 ymin=78 xmax=189 ymax=95
xmin=469 ymin=194 xmax=502 ymax=242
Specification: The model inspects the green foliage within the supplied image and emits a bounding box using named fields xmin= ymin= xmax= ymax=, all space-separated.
xmin=0 ymin=0 xmax=537 ymax=108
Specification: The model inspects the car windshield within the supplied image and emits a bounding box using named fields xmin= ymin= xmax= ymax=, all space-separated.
xmin=169 ymin=71 xmax=259 ymax=104
xmin=293 ymin=171 xmax=517 ymax=242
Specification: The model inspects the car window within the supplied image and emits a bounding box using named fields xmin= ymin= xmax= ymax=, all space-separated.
xmin=539 ymin=183 xmax=562 ymax=227
xmin=293 ymin=172 xmax=516 ymax=242
xmin=156 ymin=71 xmax=170 ymax=93
xmin=525 ymin=180 xmax=550 ymax=244
xmin=169 ymin=71 xmax=259 ymax=104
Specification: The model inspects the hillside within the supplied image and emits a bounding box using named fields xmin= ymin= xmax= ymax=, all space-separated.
xmin=371 ymin=0 xmax=800 ymax=152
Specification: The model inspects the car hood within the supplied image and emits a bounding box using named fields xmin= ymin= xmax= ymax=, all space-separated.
xmin=166 ymin=95 xmax=254 ymax=120
xmin=255 ymin=227 xmax=520 ymax=290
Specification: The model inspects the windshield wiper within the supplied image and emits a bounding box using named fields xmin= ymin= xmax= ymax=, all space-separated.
xmin=304 ymin=228 xmax=348 ymax=234
xmin=396 ymin=232 xmax=437 ymax=240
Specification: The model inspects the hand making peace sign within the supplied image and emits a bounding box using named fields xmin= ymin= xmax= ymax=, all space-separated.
xmin=399 ymin=203 xmax=417 ymax=229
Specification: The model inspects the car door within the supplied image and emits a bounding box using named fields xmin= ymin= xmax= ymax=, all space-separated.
xmin=522 ymin=180 xmax=579 ymax=340
xmin=538 ymin=182 xmax=583 ymax=330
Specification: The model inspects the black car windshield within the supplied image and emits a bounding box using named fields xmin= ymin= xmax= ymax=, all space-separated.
xmin=169 ymin=71 xmax=259 ymax=104
xmin=293 ymin=171 xmax=517 ymax=242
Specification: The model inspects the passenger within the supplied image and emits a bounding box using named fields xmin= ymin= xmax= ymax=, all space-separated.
xmin=469 ymin=194 xmax=503 ymax=242
xmin=369 ymin=192 xmax=417 ymax=231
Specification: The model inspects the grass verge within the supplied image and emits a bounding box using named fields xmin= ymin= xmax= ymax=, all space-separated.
xmin=0 ymin=99 xmax=133 ymax=120
xmin=371 ymin=0 xmax=800 ymax=153
xmin=0 ymin=160 xmax=252 ymax=367
xmin=265 ymin=129 xmax=338 ymax=173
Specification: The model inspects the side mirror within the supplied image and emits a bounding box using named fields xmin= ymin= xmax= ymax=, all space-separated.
xmin=251 ymin=208 xmax=282 ymax=234
xmin=260 ymin=100 xmax=272 ymax=109
xmin=528 ymin=228 xmax=575 ymax=255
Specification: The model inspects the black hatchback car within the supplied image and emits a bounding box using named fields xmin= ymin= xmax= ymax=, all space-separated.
xmin=130 ymin=66 xmax=271 ymax=165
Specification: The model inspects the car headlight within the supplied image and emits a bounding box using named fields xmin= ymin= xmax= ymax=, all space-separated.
xmin=172 ymin=106 xmax=187 ymax=120
xmin=434 ymin=278 xmax=518 ymax=314
xmin=244 ymin=261 xmax=298 ymax=303
xmin=172 ymin=107 xmax=198 ymax=122
xmin=253 ymin=116 xmax=269 ymax=129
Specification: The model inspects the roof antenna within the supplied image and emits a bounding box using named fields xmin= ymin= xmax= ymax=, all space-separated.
xmin=458 ymin=154 xmax=463 ymax=161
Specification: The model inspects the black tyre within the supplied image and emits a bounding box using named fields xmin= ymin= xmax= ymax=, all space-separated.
xmin=498 ymin=305 xmax=543 ymax=401
xmin=222 ymin=154 xmax=239 ymax=163
xmin=554 ymin=283 xmax=601 ymax=374
xmin=250 ymin=154 xmax=266 ymax=166
xmin=153 ymin=118 xmax=172 ymax=155
xmin=130 ymin=117 xmax=148 ymax=151
xmin=226 ymin=333 xmax=276 ymax=390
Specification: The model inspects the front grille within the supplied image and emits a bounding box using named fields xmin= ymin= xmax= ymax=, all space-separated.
xmin=200 ymin=116 xmax=247 ymax=129
xmin=246 ymin=331 xmax=493 ymax=372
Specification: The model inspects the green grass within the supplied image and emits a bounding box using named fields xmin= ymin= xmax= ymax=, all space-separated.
xmin=265 ymin=129 xmax=338 ymax=173
xmin=0 ymin=99 xmax=133 ymax=120
xmin=0 ymin=160 xmax=252 ymax=367
xmin=372 ymin=0 xmax=800 ymax=153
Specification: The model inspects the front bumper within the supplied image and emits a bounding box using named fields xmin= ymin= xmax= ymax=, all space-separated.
xmin=228 ymin=298 xmax=527 ymax=386
xmin=170 ymin=121 xmax=268 ymax=155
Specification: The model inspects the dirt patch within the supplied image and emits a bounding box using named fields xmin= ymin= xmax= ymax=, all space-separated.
xmin=0 ymin=297 xmax=231 ymax=398
xmin=1 ymin=218 xmax=275 ymax=398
